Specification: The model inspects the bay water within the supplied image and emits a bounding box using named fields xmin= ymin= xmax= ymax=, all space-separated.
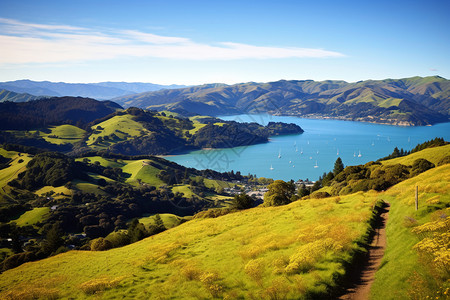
xmin=165 ymin=114 xmax=450 ymax=181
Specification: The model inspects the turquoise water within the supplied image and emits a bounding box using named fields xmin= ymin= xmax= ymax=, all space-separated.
xmin=165 ymin=115 xmax=450 ymax=181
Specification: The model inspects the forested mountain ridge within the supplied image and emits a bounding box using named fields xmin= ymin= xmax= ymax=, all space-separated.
xmin=113 ymin=76 xmax=450 ymax=126
xmin=0 ymin=97 xmax=122 ymax=130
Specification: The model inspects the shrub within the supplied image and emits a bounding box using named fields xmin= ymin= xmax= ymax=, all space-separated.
xmin=244 ymin=259 xmax=265 ymax=285
xmin=311 ymin=191 xmax=330 ymax=199
xmin=437 ymin=155 xmax=450 ymax=166
xmin=79 ymin=276 xmax=124 ymax=295
xmin=411 ymin=158 xmax=435 ymax=176
xmin=90 ymin=237 xmax=113 ymax=251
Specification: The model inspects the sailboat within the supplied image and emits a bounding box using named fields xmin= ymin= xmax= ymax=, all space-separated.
xmin=314 ymin=161 xmax=319 ymax=168
xmin=337 ymin=149 xmax=339 ymax=155
xmin=371 ymin=141 xmax=375 ymax=146
xmin=295 ymin=146 xmax=298 ymax=152
xmin=278 ymin=149 xmax=281 ymax=159
xmin=358 ymin=150 xmax=362 ymax=157
xmin=353 ymin=151 xmax=356 ymax=157
xmin=300 ymin=148 xmax=303 ymax=154
xmin=270 ymin=164 xmax=274 ymax=170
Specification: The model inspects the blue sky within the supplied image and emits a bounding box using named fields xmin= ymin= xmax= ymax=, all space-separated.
xmin=0 ymin=0 xmax=449 ymax=85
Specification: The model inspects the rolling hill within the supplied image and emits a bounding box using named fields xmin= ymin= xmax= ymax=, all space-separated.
xmin=0 ymin=80 xmax=186 ymax=100
xmin=113 ymin=76 xmax=450 ymax=126
xmin=0 ymin=144 xmax=448 ymax=299
xmin=0 ymin=99 xmax=303 ymax=155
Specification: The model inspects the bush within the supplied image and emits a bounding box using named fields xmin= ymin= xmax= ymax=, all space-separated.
xmin=311 ymin=191 xmax=330 ymax=199
xmin=233 ymin=193 xmax=254 ymax=209
xmin=437 ymin=156 xmax=450 ymax=166
xmin=411 ymin=158 xmax=435 ymax=176
xmin=90 ymin=237 xmax=113 ymax=251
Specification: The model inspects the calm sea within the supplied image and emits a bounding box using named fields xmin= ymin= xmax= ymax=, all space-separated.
xmin=165 ymin=115 xmax=450 ymax=181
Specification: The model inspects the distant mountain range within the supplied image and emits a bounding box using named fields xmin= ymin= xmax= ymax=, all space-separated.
xmin=0 ymin=80 xmax=186 ymax=100
xmin=113 ymin=76 xmax=450 ymax=126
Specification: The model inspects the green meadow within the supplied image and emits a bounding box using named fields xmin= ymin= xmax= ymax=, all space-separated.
xmin=42 ymin=125 xmax=86 ymax=145
xmin=10 ymin=207 xmax=50 ymax=227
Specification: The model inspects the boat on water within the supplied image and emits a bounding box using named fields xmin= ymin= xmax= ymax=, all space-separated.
xmin=314 ymin=161 xmax=318 ymax=168
xmin=337 ymin=149 xmax=339 ymax=155
xmin=270 ymin=164 xmax=274 ymax=170
xmin=278 ymin=149 xmax=281 ymax=159
xmin=358 ymin=150 xmax=362 ymax=157
xmin=353 ymin=151 xmax=356 ymax=157
xmin=300 ymin=148 xmax=303 ymax=154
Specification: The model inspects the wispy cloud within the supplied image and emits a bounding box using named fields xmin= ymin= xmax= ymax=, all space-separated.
xmin=0 ymin=18 xmax=344 ymax=65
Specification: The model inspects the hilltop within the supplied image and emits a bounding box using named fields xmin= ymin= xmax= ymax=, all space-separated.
xmin=113 ymin=76 xmax=450 ymax=126
xmin=0 ymin=143 xmax=448 ymax=299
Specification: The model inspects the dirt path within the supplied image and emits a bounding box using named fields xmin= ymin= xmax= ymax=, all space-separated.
xmin=339 ymin=203 xmax=390 ymax=300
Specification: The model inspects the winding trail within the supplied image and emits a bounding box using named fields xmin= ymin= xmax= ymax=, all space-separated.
xmin=339 ymin=203 xmax=390 ymax=300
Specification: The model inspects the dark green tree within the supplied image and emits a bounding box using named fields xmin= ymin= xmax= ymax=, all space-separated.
xmin=41 ymin=223 xmax=64 ymax=255
xmin=264 ymin=180 xmax=295 ymax=206
xmin=333 ymin=157 xmax=344 ymax=176
xmin=232 ymin=193 xmax=254 ymax=210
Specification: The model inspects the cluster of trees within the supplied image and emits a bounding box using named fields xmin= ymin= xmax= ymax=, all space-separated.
xmin=379 ymin=138 xmax=448 ymax=161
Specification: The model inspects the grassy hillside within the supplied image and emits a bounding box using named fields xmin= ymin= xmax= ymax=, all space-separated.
xmin=42 ymin=125 xmax=86 ymax=145
xmin=381 ymin=144 xmax=450 ymax=166
xmin=0 ymin=144 xmax=448 ymax=298
xmin=370 ymin=164 xmax=450 ymax=299
xmin=10 ymin=207 xmax=50 ymax=227
xmin=87 ymin=114 xmax=150 ymax=149
xmin=0 ymin=189 xmax=380 ymax=299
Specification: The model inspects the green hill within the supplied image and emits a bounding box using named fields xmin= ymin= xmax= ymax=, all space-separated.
xmin=0 ymin=145 xmax=448 ymax=298
xmin=113 ymin=76 xmax=450 ymax=126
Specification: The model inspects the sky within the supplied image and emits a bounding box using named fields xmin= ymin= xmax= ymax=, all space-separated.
xmin=0 ymin=0 xmax=449 ymax=85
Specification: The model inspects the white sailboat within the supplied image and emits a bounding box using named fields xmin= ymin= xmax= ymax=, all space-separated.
xmin=358 ymin=150 xmax=362 ymax=157
xmin=295 ymin=146 xmax=298 ymax=152
xmin=278 ymin=149 xmax=281 ymax=159
xmin=337 ymin=149 xmax=339 ymax=155
xmin=300 ymin=148 xmax=303 ymax=154
xmin=314 ymin=161 xmax=319 ymax=168
xmin=353 ymin=151 xmax=356 ymax=157
xmin=270 ymin=164 xmax=274 ymax=170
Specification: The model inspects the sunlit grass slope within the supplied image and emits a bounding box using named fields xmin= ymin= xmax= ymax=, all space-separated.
xmin=382 ymin=144 xmax=450 ymax=166
xmin=371 ymin=163 xmax=450 ymax=299
xmin=139 ymin=213 xmax=191 ymax=229
xmin=0 ymin=191 xmax=379 ymax=299
xmin=42 ymin=125 xmax=86 ymax=145
xmin=87 ymin=114 xmax=151 ymax=148
xmin=10 ymin=207 xmax=50 ymax=227
xmin=0 ymin=151 xmax=32 ymax=200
